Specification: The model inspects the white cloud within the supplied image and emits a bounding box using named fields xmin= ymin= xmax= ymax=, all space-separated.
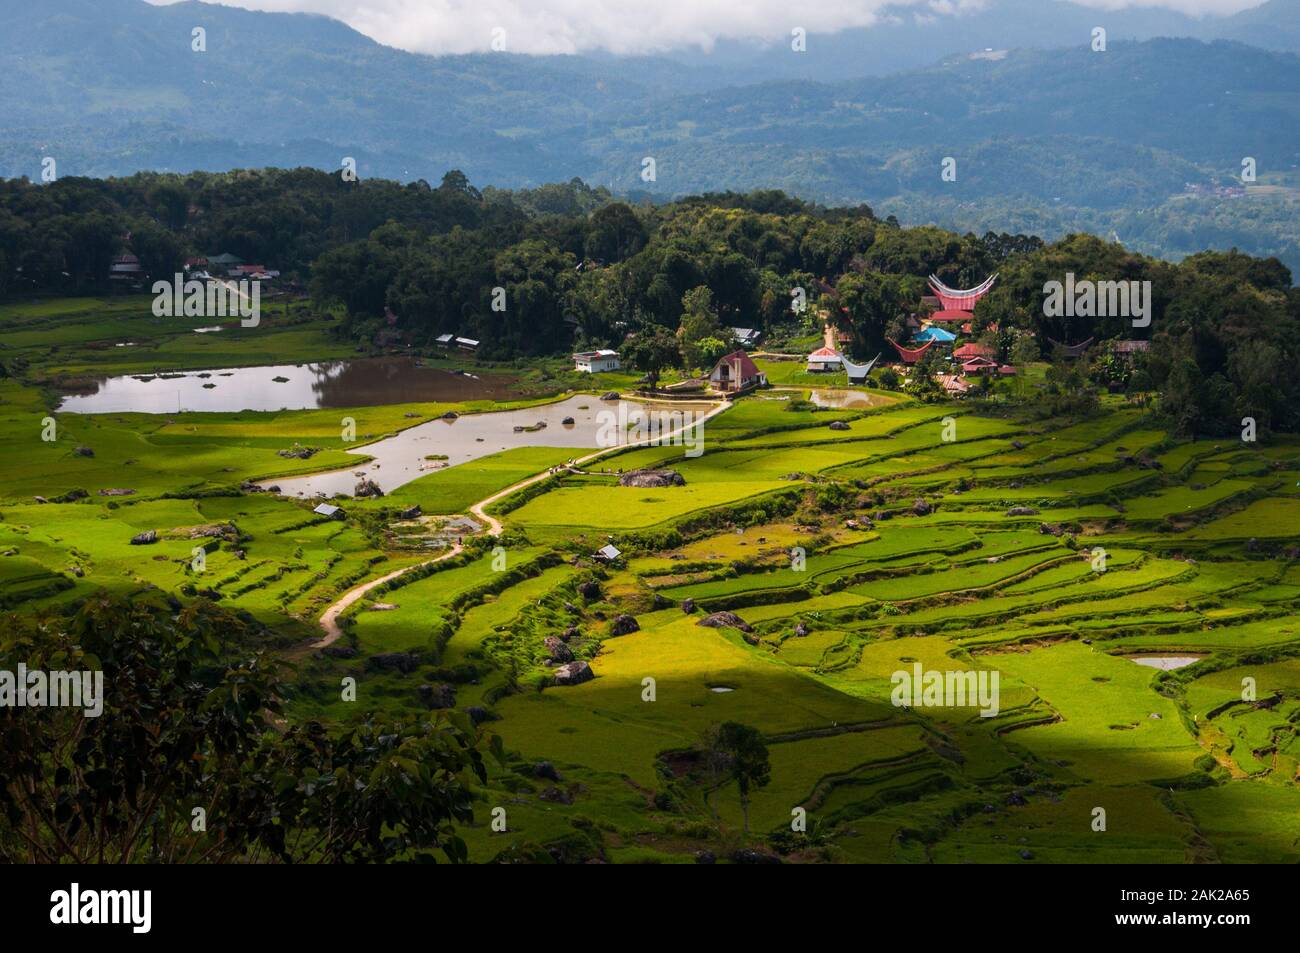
xmin=145 ymin=0 xmax=1270 ymax=56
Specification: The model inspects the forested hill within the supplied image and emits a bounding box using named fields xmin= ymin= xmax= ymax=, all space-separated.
xmin=1 ymin=170 xmax=1296 ymax=438
xmin=0 ymin=0 xmax=1295 ymax=203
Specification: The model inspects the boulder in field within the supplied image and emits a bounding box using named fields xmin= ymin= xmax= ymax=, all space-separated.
xmin=54 ymin=488 xmax=89 ymax=503
xmin=697 ymin=611 xmax=753 ymax=633
xmin=367 ymin=652 xmax=420 ymax=674
xmin=1006 ymin=506 xmax=1039 ymax=516
xmin=794 ymin=621 xmax=810 ymax=637
xmin=618 ymin=468 xmax=685 ymax=488
xmin=912 ymin=498 xmax=933 ymax=516
xmin=828 ymin=420 xmax=851 ymax=431
xmin=441 ymin=410 xmax=459 ymax=419
xmin=544 ymin=635 xmax=574 ymax=663
xmin=553 ymin=661 xmax=594 ymax=686
xmin=680 ymin=597 xmax=696 ymax=614
xmin=600 ymin=392 xmax=620 ymax=401
xmin=561 ymin=416 xmax=575 ymax=425
xmin=73 ymin=446 xmax=94 ymax=457
xmin=398 ymin=505 xmax=422 ymax=520
xmin=609 ymin=614 xmax=640 ymax=636
xmin=98 ymin=488 xmax=136 ymax=497
xmin=577 ymin=580 xmax=602 ymax=600
xmin=560 ymin=625 xmax=579 ymax=641
xmin=533 ymin=761 xmax=563 ymax=782
xmin=417 ymin=683 xmax=456 ymax=709
xmin=129 ymin=530 xmax=158 ymax=545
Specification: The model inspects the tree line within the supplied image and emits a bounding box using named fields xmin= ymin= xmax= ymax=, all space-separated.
xmin=1 ymin=168 xmax=1295 ymax=436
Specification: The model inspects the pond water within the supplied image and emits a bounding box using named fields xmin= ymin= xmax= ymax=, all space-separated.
xmin=808 ymin=389 xmax=887 ymax=410
xmin=264 ymin=394 xmax=719 ymax=498
xmin=1126 ymin=654 xmax=1207 ymax=670
xmin=55 ymin=358 xmax=517 ymax=414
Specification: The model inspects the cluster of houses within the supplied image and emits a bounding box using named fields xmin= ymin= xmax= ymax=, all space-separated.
xmin=803 ymin=274 xmax=1016 ymax=396
xmin=435 ymin=333 xmax=481 ymax=353
xmin=571 ymin=326 xmax=769 ymax=393
xmin=184 ymin=254 xmax=281 ymax=281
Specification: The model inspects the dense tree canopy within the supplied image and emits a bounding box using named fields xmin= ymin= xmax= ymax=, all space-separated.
xmin=2 ymin=169 xmax=1295 ymax=433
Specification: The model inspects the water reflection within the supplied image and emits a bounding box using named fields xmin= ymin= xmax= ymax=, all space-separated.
xmin=264 ymin=395 xmax=717 ymax=498
xmin=56 ymin=358 xmax=516 ymax=413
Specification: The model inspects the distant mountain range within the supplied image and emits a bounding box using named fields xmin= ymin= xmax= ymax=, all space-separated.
xmin=2 ymin=0 xmax=1298 ymax=271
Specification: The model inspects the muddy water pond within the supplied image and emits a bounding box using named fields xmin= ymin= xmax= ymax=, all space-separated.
xmin=808 ymin=389 xmax=888 ymax=410
xmin=55 ymin=357 xmax=517 ymax=413
xmin=264 ymin=395 xmax=719 ymax=498
xmin=1126 ymin=654 xmax=1208 ymax=670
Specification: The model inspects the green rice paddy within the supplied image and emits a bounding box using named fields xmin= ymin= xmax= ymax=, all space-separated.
xmin=4 ymin=300 xmax=1299 ymax=863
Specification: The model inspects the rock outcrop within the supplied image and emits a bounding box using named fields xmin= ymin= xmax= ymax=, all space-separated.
xmin=697 ymin=611 xmax=753 ymax=633
xmin=553 ymin=661 xmax=594 ymax=686
xmin=609 ymin=614 xmax=640 ymax=636
xmin=618 ymin=468 xmax=685 ymax=488
xmin=543 ymin=635 xmax=574 ymax=663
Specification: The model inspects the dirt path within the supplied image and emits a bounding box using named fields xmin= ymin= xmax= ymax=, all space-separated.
xmin=318 ymin=396 xmax=730 ymax=646
xmin=313 ymin=542 xmax=462 ymax=649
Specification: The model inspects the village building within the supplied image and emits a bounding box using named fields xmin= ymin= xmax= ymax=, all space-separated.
xmin=455 ymin=337 xmax=479 ymax=352
xmin=914 ymin=326 xmax=956 ymax=345
xmin=730 ymin=327 xmax=763 ymax=349
xmin=596 ymin=544 xmax=622 ymax=561
xmin=843 ymin=354 xmax=880 ymax=384
xmin=938 ymin=374 xmax=971 ymax=396
xmin=709 ymin=349 xmax=767 ymax=393
xmin=108 ymin=253 xmax=141 ymax=279
xmin=888 ymin=339 xmax=934 ymax=365
xmin=953 ymin=342 xmax=996 ymax=362
xmin=312 ymin=502 xmax=343 ymax=519
xmin=960 ymin=356 xmax=1000 ymax=376
xmin=208 ymin=253 xmax=243 ymax=271
xmin=806 ymin=346 xmax=843 ymax=372
xmin=1113 ymin=340 xmax=1150 ymax=361
xmin=434 ymin=333 xmax=455 ymax=347
xmin=573 ymin=349 xmax=621 ymax=373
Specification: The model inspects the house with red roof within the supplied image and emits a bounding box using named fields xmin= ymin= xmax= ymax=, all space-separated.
xmin=888 ymin=339 xmax=934 ymax=365
xmin=709 ymin=349 xmax=767 ymax=393
xmin=960 ymin=356 xmax=999 ymax=376
xmin=806 ymin=345 xmax=844 ymax=373
xmin=953 ymin=343 xmax=997 ymax=361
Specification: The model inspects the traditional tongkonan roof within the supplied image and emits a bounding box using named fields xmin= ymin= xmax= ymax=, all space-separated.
xmin=927 ymin=274 xmax=998 ymax=312
xmin=888 ymin=339 xmax=934 ymax=364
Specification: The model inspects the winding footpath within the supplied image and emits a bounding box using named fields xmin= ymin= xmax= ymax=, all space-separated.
xmin=316 ymin=396 xmax=731 ymax=646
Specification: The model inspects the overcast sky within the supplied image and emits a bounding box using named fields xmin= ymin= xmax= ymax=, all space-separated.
xmin=147 ymin=0 xmax=1272 ymax=56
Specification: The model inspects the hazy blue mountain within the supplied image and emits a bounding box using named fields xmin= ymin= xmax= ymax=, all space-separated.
xmin=1 ymin=0 xmax=1297 ymax=271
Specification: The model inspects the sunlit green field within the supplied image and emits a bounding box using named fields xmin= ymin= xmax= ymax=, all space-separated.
xmin=4 ymin=304 xmax=1299 ymax=863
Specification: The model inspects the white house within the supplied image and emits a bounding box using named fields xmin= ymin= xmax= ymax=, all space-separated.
xmin=312 ymin=503 xmax=343 ymax=519
xmin=806 ymin=345 xmax=843 ymax=373
xmin=434 ymin=333 xmax=455 ymax=347
xmin=573 ymin=349 xmax=621 ymax=373
xmin=455 ymin=337 xmax=480 ymax=352
xmin=597 ymin=543 xmax=622 ymax=561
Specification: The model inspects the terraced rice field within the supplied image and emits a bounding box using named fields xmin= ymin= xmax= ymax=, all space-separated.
xmin=5 ymin=353 xmax=1299 ymax=863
